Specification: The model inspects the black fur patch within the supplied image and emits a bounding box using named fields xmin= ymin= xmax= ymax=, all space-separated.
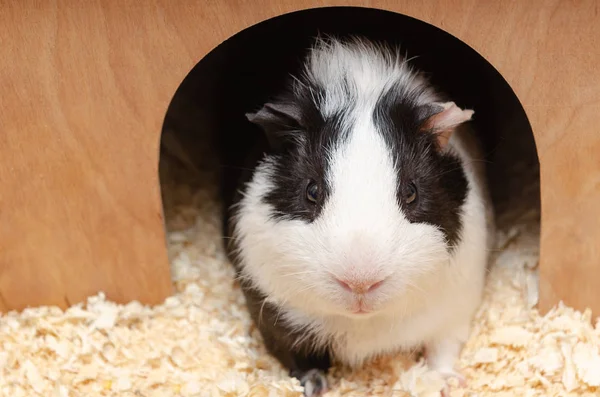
xmin=373 ymin=82 xmax=468 ymax=248
xmin=236 ymin=275 xmax=332 ymax=378
xmin=257 ymin=80 xmax=351 ymax=223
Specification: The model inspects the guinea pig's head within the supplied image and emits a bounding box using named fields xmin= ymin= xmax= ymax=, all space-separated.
xmin=233 ymin=37 xmax=473 ymax=318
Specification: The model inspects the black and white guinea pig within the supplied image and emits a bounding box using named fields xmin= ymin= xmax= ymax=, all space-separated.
xmin=223 ymin=36 xmax=495 ymax=396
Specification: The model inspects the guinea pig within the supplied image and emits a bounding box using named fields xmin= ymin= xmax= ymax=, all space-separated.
xmin=223 ymin=36 xmax=495 ymax=396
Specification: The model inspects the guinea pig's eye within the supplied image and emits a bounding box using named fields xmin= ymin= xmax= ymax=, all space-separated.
xmin=405 ymin=183 xmax=417 ymax=204
xmin=306 ymin=181 xmax=319 ymax=204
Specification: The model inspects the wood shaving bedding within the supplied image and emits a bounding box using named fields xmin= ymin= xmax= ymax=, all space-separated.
xmin=1 ymin=158 xmax=598 ymax=397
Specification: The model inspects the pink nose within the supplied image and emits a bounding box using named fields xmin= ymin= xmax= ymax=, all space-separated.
xmin=335 ymin=277 xmax=385 ymax=294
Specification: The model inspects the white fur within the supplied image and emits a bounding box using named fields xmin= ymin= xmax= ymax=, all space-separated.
xmin=303 ymin=37 xmax=437 ymax=119
xmin=232 ymin=39 xmax=493 ymax=373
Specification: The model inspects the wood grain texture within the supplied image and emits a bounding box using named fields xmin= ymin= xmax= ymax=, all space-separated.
xmin=0 ymin=0 xmax=598 ymax=315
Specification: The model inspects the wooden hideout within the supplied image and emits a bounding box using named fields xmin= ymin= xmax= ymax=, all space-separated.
xmin=1 ymin=1 xmax=599 ymax=318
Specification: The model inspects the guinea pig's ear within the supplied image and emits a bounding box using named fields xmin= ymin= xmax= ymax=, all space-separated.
xmin=245 ymin=102 xmax=303 ymax=150
xmin=418 ymin=101 xmax=474 ymax=149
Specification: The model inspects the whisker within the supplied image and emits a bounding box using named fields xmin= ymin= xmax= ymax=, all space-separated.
xmin=273 ymin=297 xmax=290 ymax=326
xmin=258 ymin=298 xmax=268 ymax=326
xmin=293 ymin=283 xmax=320 ymax=295
xmin=221 ymin=236 xmax=241 ymax=241
xmin=280 ymin=270 xmax=321 ymax=278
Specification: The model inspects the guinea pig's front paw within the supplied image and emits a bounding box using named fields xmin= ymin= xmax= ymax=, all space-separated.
xmin=291 ymin=368 xmax=329 ymax=397
xmin=424 ymin=338 xmax=467 ymax=396
xmin=438 ymin=369 xmax=467 ymax=397
xmin=437 ymin=367 xmax=466 ymax=385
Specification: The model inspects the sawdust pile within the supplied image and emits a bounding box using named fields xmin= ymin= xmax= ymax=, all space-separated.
xmin=1 ymin=156 xmax=598 ymax=397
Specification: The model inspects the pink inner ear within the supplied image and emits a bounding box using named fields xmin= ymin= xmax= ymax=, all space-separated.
xmin=423 ymin=102 xmax=474 ymax=149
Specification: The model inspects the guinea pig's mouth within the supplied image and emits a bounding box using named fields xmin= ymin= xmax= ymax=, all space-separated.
xmin=344 ymin=298 xmax=380 ymax=317
xmin=343 ymin=308 xmax=379 ymax=319
xmin=352 ymin=301 xmax=369 ymax=313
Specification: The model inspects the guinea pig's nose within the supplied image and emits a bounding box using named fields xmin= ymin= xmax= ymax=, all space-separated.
xmin=335 ymin=277 xmax=385 ymax=294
